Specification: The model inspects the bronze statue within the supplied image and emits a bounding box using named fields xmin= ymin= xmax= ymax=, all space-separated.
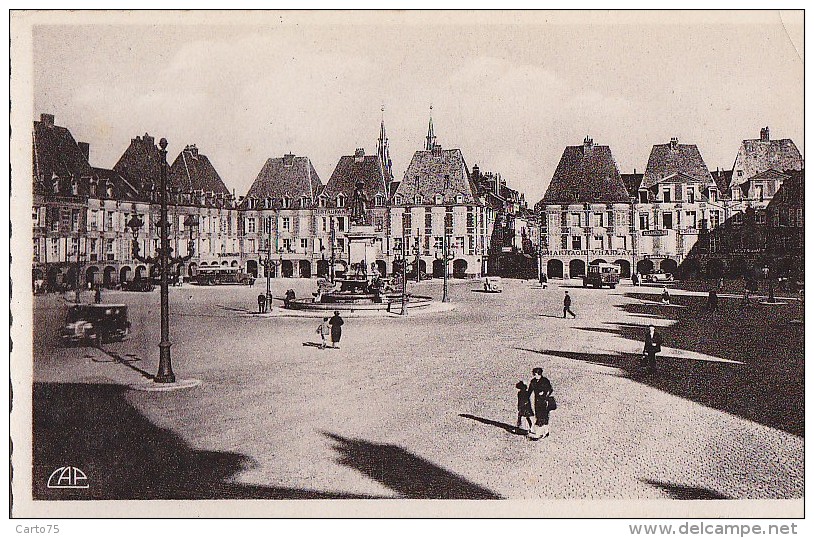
xmin=350 ymin=181 xmax=369 ymax=225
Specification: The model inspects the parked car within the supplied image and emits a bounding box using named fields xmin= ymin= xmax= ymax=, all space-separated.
xmin=60 ymin=304 xmax=130 ymax=346
xmin=648 ymin=271 xmax=674 ymax=283
xmin=482 ymin=276 xmax=503 ymax=293
xmin=122 ymin=279 xmax=155 ymax=292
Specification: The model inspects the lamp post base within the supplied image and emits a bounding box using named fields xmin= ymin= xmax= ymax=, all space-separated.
xmin=155 ymin=341 xmax=176 ymax=384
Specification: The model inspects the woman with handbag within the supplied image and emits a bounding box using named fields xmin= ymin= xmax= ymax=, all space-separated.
xmin=527 ymin=367 xmax=554 ymax=440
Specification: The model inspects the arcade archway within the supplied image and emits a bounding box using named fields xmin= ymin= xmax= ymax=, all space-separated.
xmin=547 ymin=259 xmax=564 ymax=279
xmin=569 ymin=259 xmax=585 ymax=278
xmin=452 ymin=259 xmax=468 ymax=278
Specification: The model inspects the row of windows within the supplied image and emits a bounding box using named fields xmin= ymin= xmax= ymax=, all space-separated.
xmin=246 ymin=193 xmax=389 ymax=209
xmin=558 ymin=235 xmax=627 ymax=251
xmin=393 ymin=193 xmax=466 ymax=205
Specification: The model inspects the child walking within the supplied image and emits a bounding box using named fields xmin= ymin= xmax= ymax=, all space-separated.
xmin=316 ymin=317 xmax=330 ymax=349
xmin=515 ymin=381 xmax=534 ymax=434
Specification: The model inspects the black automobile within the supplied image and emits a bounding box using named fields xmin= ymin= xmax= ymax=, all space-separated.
xmin=122 ymin=279 xmax=155 ymax=292
xmin=59 ymin=304 xmax=131 ymax=346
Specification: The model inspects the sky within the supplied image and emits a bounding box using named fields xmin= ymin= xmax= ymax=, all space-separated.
xmin=31 ymin=11 xmax=803 ymax=204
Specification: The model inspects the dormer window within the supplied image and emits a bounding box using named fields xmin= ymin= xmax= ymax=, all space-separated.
xmin=300 ymin=196 xmax=309 ymax=208
xmin=318 ymin=196 xmax=327 ymax=208
xmin=434 ymin=194 xmax=444 ymax=205
xmin=106 ymin=184 xmax=114 ymax=198
xmin=89 ymin=180 xmax=97 ymax=197
xmin=394 ymin=194 xmax=403 ymax=205
xmin=71 ymin=179 xmax=79 ymax=196
xmin=336 ymin=194 xmax=346 ymax=208
xmin=374 ymin=194 xmax=385 ymax=207
xmin=282 ymin=196 xmax=291 ymax=209
xmin=455 ymin=194 xmax=464 ymax=204
xmin=414 ymin=194 xmax=423 ymax=205
xmin=52 ymin=179 xmax=60 ymax=194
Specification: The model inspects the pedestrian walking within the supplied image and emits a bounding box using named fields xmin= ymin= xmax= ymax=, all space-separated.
xmin=718 ymin=277 xmax=725 ymax=290
xmin=632 ymin=272 xmax=639 ymax=286
xmin=707 ymin=288 xmax=718 ymax=312
xmin=642 ymin=325 xmax=663 ymax=374
xmin=515 ymin=381 xmax=534 ymax=434
xmin=328 ymin=310 xmax=344 ymax=349
xmin=316 ymin=317 xmax=330 ymax=349
xmin=94 ymin=285 xmax=102 ymax=304
xmin=660 ymin=287 xmax=671 ymax=305
xmin=257 ymin=293 xmax=267 ymax=313
xmin=563 ymin=291 xmax=576 ymax=318
xmin=527 ymin=367 xmax=553 ymax=440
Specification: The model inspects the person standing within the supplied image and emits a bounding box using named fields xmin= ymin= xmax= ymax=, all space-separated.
xmin=527 ymin=367 xmax=553 ymax=440
xmin=563 ymin=291 xmax=576 ymax=318
xmin=515 ymin=381 xmax=534 ymax=434
xmin=94 ymin=285 xmax=102 ymax=304
xmin=316 ymin=317 xmax=330 ymax=349
xmin=707 ymin=288 xmax=718 ymax=312
xmin=257 ymin=293 xmax=267 ymax=313
xmin=328 ymin=311 xmax=344 ymax=349
xmin=661 ymin=287 xmax=671 ymax=305
xmin=642 ymin=325 xmax=663 ymax=374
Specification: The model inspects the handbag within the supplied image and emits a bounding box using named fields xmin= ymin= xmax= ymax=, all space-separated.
xmin=547 ymin=395 xmax=557 ymax=411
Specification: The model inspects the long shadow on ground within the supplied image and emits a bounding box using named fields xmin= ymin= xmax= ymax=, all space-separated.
xmin=33 ymin=382 xmax=386 ymax=499
xmin=642 ymin=480 xmax=729 ymax=500
xmin=324 ymin=433 xmax=502 ymax=499
xmin=532 ymin=346 xmax=803 ymax=438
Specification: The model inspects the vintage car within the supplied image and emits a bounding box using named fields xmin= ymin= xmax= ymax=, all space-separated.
xmin=642 ymin=271 xmax=674 ymax=283
xmin=122 ymin=279 xmax=155 ymax=292
xmin=59 ymin=304 xmax=130 ymax=346
xmin=193 ymin=267 xmax=253 ymax=285
xmin=583 ymin=263 xmax=620 ymax=289
xmin=482 ymin=276 xmax=503 ymax=293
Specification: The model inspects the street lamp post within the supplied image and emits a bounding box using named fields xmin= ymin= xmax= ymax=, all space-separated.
xmin=414 ymin=233 xmax=422 ymax=283
xmin=126 ymin=138 xmax=194 ymax=384
xmin=258 ymin=218 xmax=280 ymax=309
xmin=584 ymin=203 xmax=591 ymax=275
xmin=436 ymin=235 xmax=456 ymax=303
xmin=72 ymin=238 xmax=86 ymax=303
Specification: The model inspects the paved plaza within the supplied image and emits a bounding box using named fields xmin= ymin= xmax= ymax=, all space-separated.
xmin=32 ymin=277 xmax=803 ymax=500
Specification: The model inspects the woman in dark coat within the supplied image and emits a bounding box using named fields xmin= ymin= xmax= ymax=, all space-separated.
xmin=328 ymin=311 xmax=344 ymax=349
xmin=527 ymin=367 xmax=553 ymax=440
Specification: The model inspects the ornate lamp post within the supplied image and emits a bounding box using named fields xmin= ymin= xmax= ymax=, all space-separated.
xmin=436 ymin=235 xmax=456 ymax=303
xmin=413 ymin=232 xmax=422 ymax=283
xmin=71 ymin=240 xmax=87 ymax=303
xmin=126 ymin=138 xmax=194 ymax=384
xmin=259 ymin=250 xmax=282 ymax=309
xmin=181 ymin=215 xmax=200 ymax=285
xmin=393 ymin=242 xmax=408 ymax=316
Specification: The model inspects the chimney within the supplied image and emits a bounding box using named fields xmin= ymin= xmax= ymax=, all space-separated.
xmin=40 ymin=113 xmax=55 ymax=127
xmin=432 ymin=143 xmax=442 ymax=156
xmin=354 ymin=148 xmax=365 ymax=162
xmin=283 ymin=153 xmax=295 ymax=166
xmin=760 ymin=126 xmax=770 ymax=142
xmin=472 ymin=164 xmax=480 ymax=179
xmin=77 ymin=142 xmax=90 ymax=161
xmin=185 ymin=144 xmax=199 ymax=158
xmin=583 ymin=136 xmax=594 ymax=152
xmin=142 ymin=133 xmax=154 ymax=146
xmin=670 ymin=137 xmax=679 ymax=149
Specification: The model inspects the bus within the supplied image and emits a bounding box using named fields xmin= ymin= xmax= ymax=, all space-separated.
xmin=583 ymin=263 xmax=621 ymax=289
xmin=193 ymin=266 xmax=253 ymax=286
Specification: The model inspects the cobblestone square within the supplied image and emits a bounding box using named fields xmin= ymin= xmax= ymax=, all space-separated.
xmin=32 ymin=278 xmax=804 ymax=500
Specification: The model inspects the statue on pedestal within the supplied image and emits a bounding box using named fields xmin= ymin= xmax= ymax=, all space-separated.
xmin=350 ymin=181 xmax=370 ymax=226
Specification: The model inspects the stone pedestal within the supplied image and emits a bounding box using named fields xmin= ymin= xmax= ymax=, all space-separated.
xmin=346 ymin=225 xmax=378 ymax=270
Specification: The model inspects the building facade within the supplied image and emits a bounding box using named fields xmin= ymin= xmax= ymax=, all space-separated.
xmin=389 ymin=118 xmax=494 ymax=278
xmin=536 ymin=137 xmax=634 ymax=279
xmin=33 ymin=114 xmax=241 ymax=292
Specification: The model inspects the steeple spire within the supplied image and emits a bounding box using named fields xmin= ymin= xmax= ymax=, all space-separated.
xmin=377 ymin=105 xmax=393 ymax=190
xmin=425 ymin=105 xmax=436 ymax=151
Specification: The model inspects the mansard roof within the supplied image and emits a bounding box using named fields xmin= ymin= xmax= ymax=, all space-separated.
xmin=732 ymin=131 xmax=802 ymax=187
xmin=243 ymin=154 xmax=322 ymax=208
xmin=642 ymin=140 xmax=713 ymax=190
xmin=322 ymin=150 xmax=392 ymax=205
xmin=541 ymin=139 xmax=629 ymax=204
xmin=168 ymin=145 xmax=230 ymax=195
xmin=394 ymin=147 xmax=479 ymax=204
